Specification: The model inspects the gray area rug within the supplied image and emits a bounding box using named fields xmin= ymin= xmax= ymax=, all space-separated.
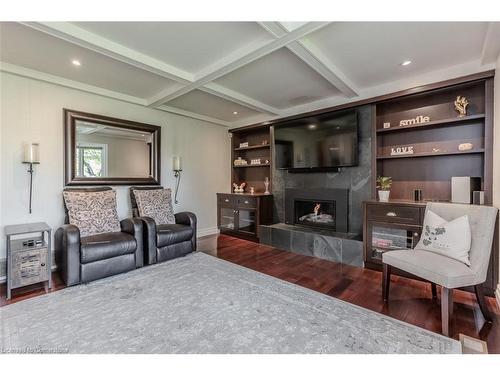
xmin=1 ymin=252 xmax=460 ymax=354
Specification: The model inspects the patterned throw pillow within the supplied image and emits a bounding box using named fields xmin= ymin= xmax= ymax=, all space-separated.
xmin=133 ymin=188 xmax=175 ymax=225
xmin=63 ymin=190 xmax=121 ymax=237
xmin=415 ymin=210 xmax=472 ymax=266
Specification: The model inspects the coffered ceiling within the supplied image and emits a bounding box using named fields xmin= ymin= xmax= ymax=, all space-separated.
xmin=1 ymin=21 xmax=499 ymax=127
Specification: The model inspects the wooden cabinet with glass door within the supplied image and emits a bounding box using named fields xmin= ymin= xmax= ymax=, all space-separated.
xmin=217 ymin=193 xmax=273 ymax=242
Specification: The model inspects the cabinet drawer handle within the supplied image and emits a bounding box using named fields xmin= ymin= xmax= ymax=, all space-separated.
xmin=386 ymin=212 xmax=397 ymax=217
xmin=224 ymin=199 xmax=229 ymax=202
xmin=244 ymin=200 xmax=249 ymax=204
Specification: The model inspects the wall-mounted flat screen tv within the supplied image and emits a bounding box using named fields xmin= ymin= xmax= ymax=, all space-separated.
xmin=273 ymin=110 xmax=358 ymax=170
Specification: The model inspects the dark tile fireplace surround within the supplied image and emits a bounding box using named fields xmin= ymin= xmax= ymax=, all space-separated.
xmin=259 ymin=105 xmax=371 ymax=267
xmin=260 ymin=188 xmax=363 ymax=267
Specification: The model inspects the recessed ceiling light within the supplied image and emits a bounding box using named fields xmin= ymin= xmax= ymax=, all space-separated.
xmin=72 ymin=59 xmax=81 ymax=66
xmin=307 ymin=124 xmax=317 ymax=130
xmin=233 ymin=111 xmax=238 ymax=115
xmin=401 ymin=60 xmax=412 ymax=66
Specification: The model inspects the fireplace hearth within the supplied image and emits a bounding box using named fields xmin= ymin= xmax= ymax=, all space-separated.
xmin=285 ymin=188 xmax=349 ymax=233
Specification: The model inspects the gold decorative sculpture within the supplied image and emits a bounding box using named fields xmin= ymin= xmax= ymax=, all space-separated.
xmin=454 ymin=96 xmax=469 ymax=117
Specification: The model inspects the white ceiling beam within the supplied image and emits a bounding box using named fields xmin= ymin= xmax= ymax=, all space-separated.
xmin=258 ymin=22 xmax=358 ymax=98
xmin=0 ymin=61 xmax=147 ymax=106
xmin=480 ymin=22 xmax=500 ymax=66
xmin=156 ymin=105 xmax=231 ymax=127
xmin=1 ymin=62 xmax=231 ymax=128
xmin=21 ymin=22 xmax=194 ymax=83
xmin=146 ymin=22 xmax=331 ymax=107
xmin=200 ymin=83 xmax=283 ymax=115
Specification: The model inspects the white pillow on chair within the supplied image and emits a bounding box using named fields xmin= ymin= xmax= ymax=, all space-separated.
xmin=415 ymin=210 xmax=472 ymax=266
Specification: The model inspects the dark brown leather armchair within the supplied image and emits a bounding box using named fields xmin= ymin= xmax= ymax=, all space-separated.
xmin=55 ymin=187 xmax=143 ymax=286
xmin=130 ymin=186 xmax=196 ymax=265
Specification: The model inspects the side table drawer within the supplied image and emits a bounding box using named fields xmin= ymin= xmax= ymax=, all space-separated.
xmin=237 ymin=197 xmax=257 ymax=209
xmin=11 ymin=248 xmax=49 ymax=288
xmin=366 ymin=204 xmax=421 ymax=224
xmin=218 ymin=194 xmax=235 ymax=207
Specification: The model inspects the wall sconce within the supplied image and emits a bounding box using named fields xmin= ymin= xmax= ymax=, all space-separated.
xmin=172 ymin=156 xmax=182 ymax=204
xmin=22 ymin=143 xmax=40 ymax=214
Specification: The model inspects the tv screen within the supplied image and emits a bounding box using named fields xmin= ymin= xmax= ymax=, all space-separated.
xmin=274 ymin=110 xmax=358 ymax=170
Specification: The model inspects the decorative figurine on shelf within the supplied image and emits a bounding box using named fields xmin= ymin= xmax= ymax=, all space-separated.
xmin=454 ymin=96 xmax=469 ymax=117
xmin=233 ymin=182 xmax=246 ymax=194
xmin=234 ymin=157 xmax=248 ymax=166
xmin=249 ymin=186 xmax=255 ymax=195
xmin=261 ymin=139 xmax=268 ymax=145
xmin=264 ymin=177 xmax=270 ymax=195
xmin=458 ymin=143 xmax=473 ymax=151
xmin=376 ymin=176 xmax=392 ymax=202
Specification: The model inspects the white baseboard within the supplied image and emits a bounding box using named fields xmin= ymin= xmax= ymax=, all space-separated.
xmin=496 ymin=284 xmax=500 ymax=309
xmin=197 ymin=227 xmax=219 ymax=238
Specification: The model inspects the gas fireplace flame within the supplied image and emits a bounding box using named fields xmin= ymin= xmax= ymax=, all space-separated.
xmin=313 ymin=203 xmax=321 ymax=216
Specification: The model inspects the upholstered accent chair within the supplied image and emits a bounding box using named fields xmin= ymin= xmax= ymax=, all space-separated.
xmin=55 ymin=187 xmax=143 ymax=286
xmin=130 ymin=186 xmax=197 ymax=265
xmin=382 ymin=202 xmax=498 ymax=336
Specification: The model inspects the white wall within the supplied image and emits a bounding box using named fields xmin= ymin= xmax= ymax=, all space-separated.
xmin=494 ymin=54 xmax=500 ymax=304
xmin=0 ymin=72 xmax=231 ymax=261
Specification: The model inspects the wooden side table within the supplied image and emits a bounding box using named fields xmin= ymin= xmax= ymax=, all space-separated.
xmin=5 ymin=222 xmax=52 ymax=300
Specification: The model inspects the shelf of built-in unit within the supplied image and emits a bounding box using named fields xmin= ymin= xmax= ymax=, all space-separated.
xmin=376 ymin=149 xmax=485 ymax=160
xmin=376 ymin=114 xmax=485 ymax=134
xmin=233 ymin=164 xmax=271 ymax=168
xmin=234 ymin=144 xmax=270 ymax=151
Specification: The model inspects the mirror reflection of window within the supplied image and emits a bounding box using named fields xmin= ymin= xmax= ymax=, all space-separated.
xmin=75 ymin=121 xmax=152 ymax=178
xmin=76 ymin=143 xmax=107 ymax=177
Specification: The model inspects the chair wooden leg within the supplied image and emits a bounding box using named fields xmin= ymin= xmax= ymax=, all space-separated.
xmin=441 ymin=287 xmax=454 ymax=337
xmin=431 ymin=282 xmax=437 ymax=299
xmin=382 ymin=264 xmax=391 ymax=302
xmin=474 ymin=284 xmax=493 ymax=323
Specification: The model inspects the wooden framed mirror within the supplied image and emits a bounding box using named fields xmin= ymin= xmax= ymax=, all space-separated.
xmin=64 ymin=109 xmax=161 ymax=186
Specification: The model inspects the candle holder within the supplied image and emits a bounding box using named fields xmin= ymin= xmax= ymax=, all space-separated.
xmin=173 ymin=156 xmax=182 ymax=204
xmin=22 ymin=143 xmax=40 ymax=214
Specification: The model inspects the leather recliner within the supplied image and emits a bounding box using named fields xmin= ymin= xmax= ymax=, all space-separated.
xmin=130 ymin=186 xmax=197 ymax=265
xmin=55 ymin=187 xmax=144 ymax=286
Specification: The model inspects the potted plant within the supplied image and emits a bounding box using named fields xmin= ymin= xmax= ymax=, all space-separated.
xmin=376 ymin=176 xmax=392 ymax=202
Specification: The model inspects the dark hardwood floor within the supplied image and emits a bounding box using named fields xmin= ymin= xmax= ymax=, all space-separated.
xmin=2 ymin=234 xmax=499 ymax=353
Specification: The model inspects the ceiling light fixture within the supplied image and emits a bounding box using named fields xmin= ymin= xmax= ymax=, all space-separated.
xmin=307 ymin=124 xmax=317 ymax=130
xmin=400 ymin=60 xmax=412 ymax=66
xmin=72 ymin=59 xmax=81 ymax=66
xmin=233 ymin=111 xmax=238 ymax=115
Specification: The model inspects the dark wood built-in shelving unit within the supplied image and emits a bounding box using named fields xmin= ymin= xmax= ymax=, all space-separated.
xmin=229 ymin=126 xmax=272 ymax=194
xmin=374 ymin=78 xmax=492 ymax=203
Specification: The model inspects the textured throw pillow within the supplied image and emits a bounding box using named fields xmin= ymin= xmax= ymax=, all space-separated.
xmin=63 ymin=190 xmax=121 ymax=237
xmin=133 ymin=188 xmax=175 ymax=225
xmin=415 ymin=210 xmax=472 ymax=266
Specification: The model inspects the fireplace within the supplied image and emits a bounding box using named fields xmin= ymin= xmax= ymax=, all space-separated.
xmin=294 ymin=199 xmax=336 ymax=230
xmin=285 ymin=188 xmax=349 ymax=233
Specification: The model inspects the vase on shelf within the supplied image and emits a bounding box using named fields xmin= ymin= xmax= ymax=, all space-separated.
xmin=264 ymin=177 xmax=270 ymax=195
xmin=378 ymin=190 xmax=390 ymax=202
